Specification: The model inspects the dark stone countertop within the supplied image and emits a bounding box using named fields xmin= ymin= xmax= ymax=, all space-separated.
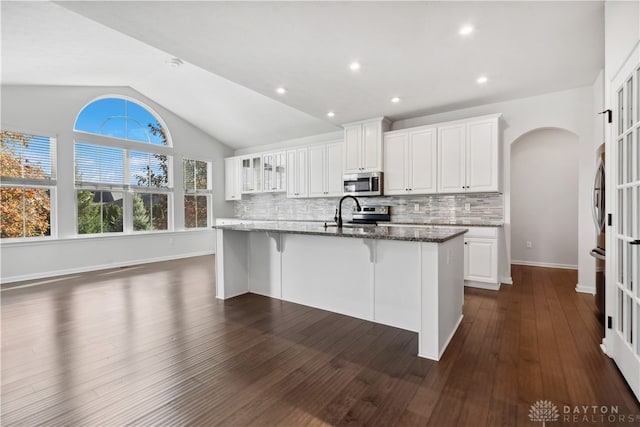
xmin=214 ymin=221 xmax=467 ymax=243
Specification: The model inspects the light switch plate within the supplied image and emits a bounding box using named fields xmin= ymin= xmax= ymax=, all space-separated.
xmin=414 ymin=203 xmax=420 ymax=212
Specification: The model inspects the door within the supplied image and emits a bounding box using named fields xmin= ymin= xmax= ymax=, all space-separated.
xmin=437 ymin=124 xmax=466 ymax=193
xmin=467 ymin=118 xmax=499 ymax=192
xmin=308 ymin=145 xmax=326 ymax=198
xmin=609 ymin=47 xmax=640 ymax=401
xmin=410 ymin=128 xmax=437 ymax=194
xmin=383 ymin=132 xmax=408 ymax=194
xmin=325 ymin=142 xmax=343 ymax=196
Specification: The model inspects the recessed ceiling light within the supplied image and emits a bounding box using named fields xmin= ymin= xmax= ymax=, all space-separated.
xmin=276 ymin=87 xmax=286 ymax=95
xmin=391 ymin=97 xmax=401 ymax=104
xmin=166 ymin=57 xmax=184 ymax=68
xmin=327 ymin=111 xmax=335 ymax=117
xmin=459 ymin=25 xmax=474 ymax=36
xmin=476 ymin=76 xmax=488 ymax=84
xmin=349 ymin=62 xmax=361 ymax=71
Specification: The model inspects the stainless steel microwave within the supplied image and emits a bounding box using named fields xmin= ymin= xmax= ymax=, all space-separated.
xmin=343 ymin=172 xmax=383 ymax=196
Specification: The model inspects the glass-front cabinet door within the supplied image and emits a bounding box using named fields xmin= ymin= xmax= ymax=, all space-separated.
xmin=241 ymin=155 xmax=262 ymax=193
xmin=263 ymin=151 xmax=286 ymax=193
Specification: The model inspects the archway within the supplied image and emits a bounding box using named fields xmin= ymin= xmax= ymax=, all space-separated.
xmin=510 ymin=127 xmax=579 ymax=269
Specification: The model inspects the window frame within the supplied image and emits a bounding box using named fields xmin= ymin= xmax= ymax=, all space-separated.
xmin=73 ymin=96 xmax=174 ymax=236
xmin=182 ymin=158 xmax=213 ymax=229
xmin=0 ymin=128 xmax=58 ymax=241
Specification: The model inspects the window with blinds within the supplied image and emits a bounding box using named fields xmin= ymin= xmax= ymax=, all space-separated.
xmin=183 ymin=159 xmax=211 ymax=228
xmin=73 ymin=96 xmax=173 ymax=234
xmin=0 ymin=130 xmax=56 ymax=239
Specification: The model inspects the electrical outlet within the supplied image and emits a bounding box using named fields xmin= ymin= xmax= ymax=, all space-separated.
xmin=526 ymin=240 xmax=533 ymax=249
xmin=243 ymin=205 xmax=248 ymax=212
xmin=464 ymin=203 xmax=471 ymax=211
xmin=414 ymin=203 xmax=420 ymax=212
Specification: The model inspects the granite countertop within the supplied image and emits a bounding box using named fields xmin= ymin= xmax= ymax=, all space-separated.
xmin=379 ymin=219 xmax=504 ymax=227
xmin=214 ymin=221 xmax=467 ymax=243
xmin=218 ymin=218 xmax=503 ymax=228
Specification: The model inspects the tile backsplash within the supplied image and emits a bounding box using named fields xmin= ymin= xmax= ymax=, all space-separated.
xmin=233 ymin=192 xmax=503 ymax=223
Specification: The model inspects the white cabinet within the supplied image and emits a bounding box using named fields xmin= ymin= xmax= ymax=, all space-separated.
xmin=437 ymin=115 xmax=500 ymax=193
xmin=286 ymin=148 xmax=308 ymax=198
xmin=262 ymin=151 xmax=286 ymax=193
xmin=343 ymin=117 xmax=390 ymax=173
xmin=308 ymin=141 xmax=343 ymax=198
xmin=437 ymin=124 xmax=466 ymax=193
xmin=466 ymin=117 xmax=499 ymax=192
xmin=240 ymin=154 xmax=262 ymax=193
xmin=463 ymin=227 xmax=499 ymax=289
xmin=224 ymin=157 xmax=242 ymax=201
xmin=383 ymin=127 xmax=437 ymax=195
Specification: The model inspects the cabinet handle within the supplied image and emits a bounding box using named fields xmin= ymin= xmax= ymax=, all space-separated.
xmin=630 ymin=240 xmax=640 ymax=245
xmin=464 ymin=242 xmax=468 ymax=245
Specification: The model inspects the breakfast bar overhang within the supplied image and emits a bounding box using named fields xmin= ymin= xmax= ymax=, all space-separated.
xmin=214 ymin=222 xmax=467 ymax=361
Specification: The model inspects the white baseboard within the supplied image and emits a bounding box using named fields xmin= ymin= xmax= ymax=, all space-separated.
xmin=464 ymin=280 xmax=500 ymax=291
xmin=511 ymin=260 xmax=578 ymax=270
xmin=501 ymin=276 xmax=513 ymax=285
xmin=575 ymin=283 xmax=596 ymax=294
xmin=1 ymin=251 xmax=215 ymax=285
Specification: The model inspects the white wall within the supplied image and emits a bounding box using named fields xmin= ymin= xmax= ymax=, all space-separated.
xmin=393 ymin=86 xmax=596 ymax=292
xmin=1 ymin=85 xmax=235 ymax=283
xmin=511 ymin=128 xmax=579 ymax=268
xmin=604 ymin=0 xmax=639 ymax=79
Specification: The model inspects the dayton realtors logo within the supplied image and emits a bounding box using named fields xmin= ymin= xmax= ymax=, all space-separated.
xmin=529 ymin=400 xmax=559 ymax=426
xmin=529 ymin=400 xmax=640 ymax=425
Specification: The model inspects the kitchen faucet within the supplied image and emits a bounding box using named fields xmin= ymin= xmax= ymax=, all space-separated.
xmin=335 ymin=195 xmax=362 ymax=228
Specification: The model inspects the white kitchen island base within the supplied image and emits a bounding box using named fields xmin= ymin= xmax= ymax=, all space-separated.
xmin=215 ymin=226 xmax=464 ymax=361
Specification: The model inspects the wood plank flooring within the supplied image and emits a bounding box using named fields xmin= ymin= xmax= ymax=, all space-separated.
xmin=1 ymin=256 xmax=638 ymax=426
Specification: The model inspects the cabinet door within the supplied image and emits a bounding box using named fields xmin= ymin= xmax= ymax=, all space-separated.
xmin=409 ymin=128 xmax=437 ymax=194
xmin=362 ymin=121 xmax=382 ymax=171
xmin=263 ymin=153 xmax=274 ymax=192
xmin=467 ymin=118 xmax=499 ymax=192
xmin=437 ymin=124 xmax=466 ymax=193
xmin=308 ymin=145 xmax=326 ymax=198
xmin=464 ymin=238 xmax=498 ymax=283
xmin=224 ymin=157 xmax=241 ymax=201
xmin=240 ymin=156 xmax=253 ymax=193
xmin=325 ymin=142 xmax=343 ymax=196
xmin=274 ymin=152 xmax=286 ymax=192
xmin=286 ymin=150 xmax=298 ymax=198
xmin=383 ymin=132 xmax=408 ymax=195
xmin=344 ymin=125 xmax=362 ymax=173
xmin=295 ymin=148 xmax=308 ymax=198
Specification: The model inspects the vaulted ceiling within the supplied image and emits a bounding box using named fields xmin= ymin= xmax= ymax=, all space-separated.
xmin=2 ymin=1 xmax=604 ymax=149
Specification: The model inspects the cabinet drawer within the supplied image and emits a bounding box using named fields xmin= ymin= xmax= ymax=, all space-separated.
xmin=464 ymin=227 xmax=498 ymax=238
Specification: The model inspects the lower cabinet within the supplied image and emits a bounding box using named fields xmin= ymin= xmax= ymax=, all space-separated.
xmin=463 ymin=227 xmax=500 ymax=290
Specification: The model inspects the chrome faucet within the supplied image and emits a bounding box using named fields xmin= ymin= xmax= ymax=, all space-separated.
xmin=335 ymin=195 xmax=362 ymax=228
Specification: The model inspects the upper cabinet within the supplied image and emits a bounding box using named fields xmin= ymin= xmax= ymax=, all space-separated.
xmin=437 ymin=114 xmax=501 ymax=193
xmin=384 ymin=126 xmax=437 ymax=195
xmin=308 ymin=141 xmax=343 ymax=198
xmin=262 ymin=151 xmax=286 ymax=193
xmin=287 ymin=148 xmax=308 ymax=198
xmin=343 ymin=117 xmax=390 ymax=173
xmin=224 ymin=157 xmax=242 ymax=201
xmin=240 ymin=154 xmax=263 ymax=193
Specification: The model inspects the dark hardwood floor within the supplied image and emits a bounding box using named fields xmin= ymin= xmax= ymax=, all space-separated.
xmin=1 ymin=256 xmax=638 ymax=426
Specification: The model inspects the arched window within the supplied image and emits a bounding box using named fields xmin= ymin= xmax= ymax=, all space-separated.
xmin=73 ymin=96 xmax=173 ymax=234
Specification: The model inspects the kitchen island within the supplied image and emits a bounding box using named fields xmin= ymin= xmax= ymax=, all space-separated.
xmin=214 ymin=221 xmax=467 ymax=360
